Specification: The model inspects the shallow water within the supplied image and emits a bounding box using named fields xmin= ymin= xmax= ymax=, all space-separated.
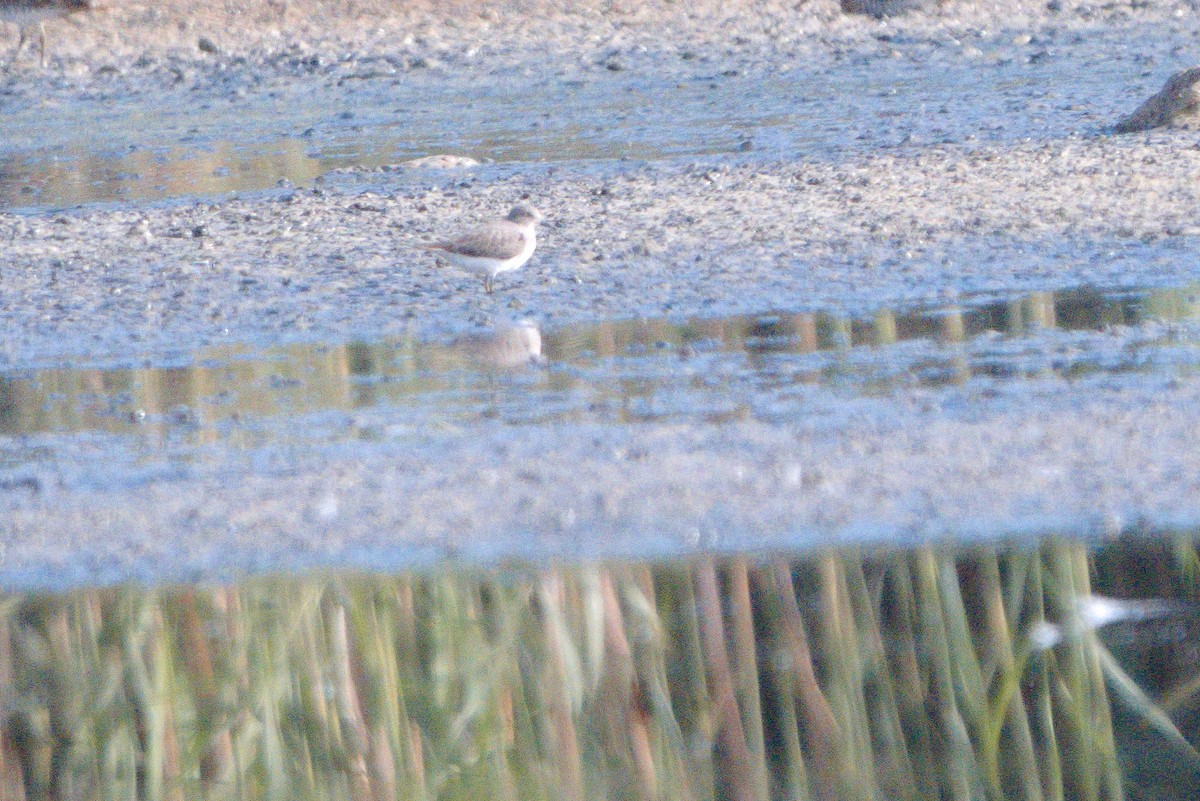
xmin=0 ymin=284 xmax=1195 ymax=448
xmin=0 ymin=26 xmax=1153 ymax=211
xmin=2 ymin=537 xmax=1198 ymax=800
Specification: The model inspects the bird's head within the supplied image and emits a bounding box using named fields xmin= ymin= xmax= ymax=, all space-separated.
xmin=506 ymin=204 xmax=543 ymax=226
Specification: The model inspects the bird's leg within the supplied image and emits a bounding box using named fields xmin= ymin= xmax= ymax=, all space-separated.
xmin=10 ymin=27 xmax=28 ymax=67
xmin=38 ymin=22 xmax=46 ymax=68
xmin=485 ymin=274 xmax=494 ymax=294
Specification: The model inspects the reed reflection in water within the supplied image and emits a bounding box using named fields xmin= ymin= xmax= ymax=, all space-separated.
xmin=1 ymin=286 xmax=1198 ymax=442
xmin=2 ymin=538 xmax=1199 ymax=801
xmin=0 ymin=321 xmax=544 ymax=443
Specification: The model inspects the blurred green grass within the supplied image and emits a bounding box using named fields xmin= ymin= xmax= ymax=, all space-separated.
xmin=3 ymin=538 xmax=1199 ymax=800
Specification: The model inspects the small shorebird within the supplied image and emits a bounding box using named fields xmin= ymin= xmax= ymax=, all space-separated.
xmin=1 ymin=0 xmax=92 ymax=68
xmin=418 ymin=204 xmax=542 ymax=293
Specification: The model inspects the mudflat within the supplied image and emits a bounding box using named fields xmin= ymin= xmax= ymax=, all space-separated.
xmin=2 ymin=0 xmax=1200 ymax=587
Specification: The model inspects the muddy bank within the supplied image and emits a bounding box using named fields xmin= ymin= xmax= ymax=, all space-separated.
xmin=2 ymin=365 xmax=1198 ymax=587
xmin=4 ymin=133 xmax=1200 ymax=367
xmin=2 ymin=0 xmax=1197 ymax=215
xmin=15 ymin=0 xmax=1196 ymax=73
xmin=3 ymin=2 xmax=1199 ymax=365
xmin=4 ymin=0 xmax=1200 ymax=586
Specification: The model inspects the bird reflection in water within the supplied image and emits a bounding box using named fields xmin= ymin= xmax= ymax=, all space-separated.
xmin=452 ymin=319 xmax=543 ymax=369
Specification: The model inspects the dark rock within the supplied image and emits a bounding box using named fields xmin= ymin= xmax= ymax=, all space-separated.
xmin=1115 ymin=67 xmax=1200 ymax=133
xmin=841 ymin=0 xmax=932 ymax=18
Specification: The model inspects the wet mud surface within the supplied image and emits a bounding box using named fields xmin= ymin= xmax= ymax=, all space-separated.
xmin=0 ymin=24 xmax=1157 ymax=211
xmin=3 ymin=0 xmax=1200 ymax=586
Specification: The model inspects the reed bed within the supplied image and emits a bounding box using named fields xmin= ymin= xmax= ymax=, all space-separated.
xmin=1 ymin=539 xmax=1197 ymax=801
